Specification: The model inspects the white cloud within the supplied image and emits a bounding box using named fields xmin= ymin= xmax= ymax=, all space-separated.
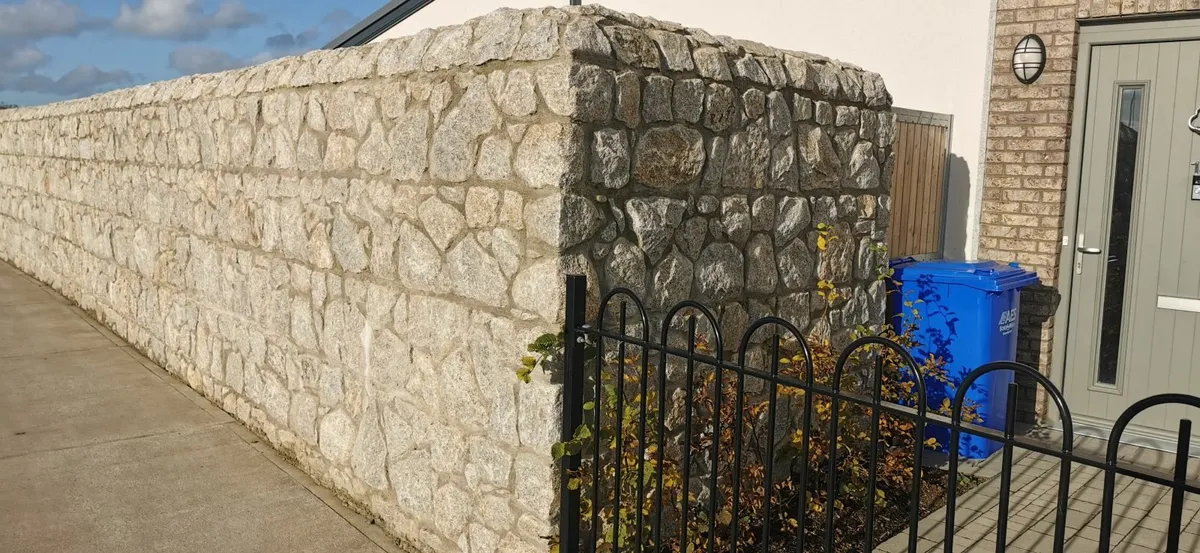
xmin=0 ymin=0 xmax=100 ymax=40
xmin=168 ymin=45 xmax=246 ymax=75
xmin=114 ymin=0 xmax=263 ymax=40
xmin=0 ymin=64 xmax=134 ymax=96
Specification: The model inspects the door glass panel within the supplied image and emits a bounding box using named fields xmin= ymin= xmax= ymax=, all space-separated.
xmin=1096 ymin=86 xmax=1142 ymax=386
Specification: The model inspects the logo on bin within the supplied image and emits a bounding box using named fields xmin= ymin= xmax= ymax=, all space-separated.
xmin=998 ymin=307 xmax=1018 ymax=336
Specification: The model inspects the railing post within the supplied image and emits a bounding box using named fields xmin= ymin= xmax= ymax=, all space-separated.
xmin=560 ymin=275 xmax=587 ymax=553
xmin=1166 ymin=419 xmax=1192 ymax=553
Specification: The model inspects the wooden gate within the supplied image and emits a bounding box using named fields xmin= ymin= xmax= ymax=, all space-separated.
xmin=888 ymin=108 xmax=952 ymax=259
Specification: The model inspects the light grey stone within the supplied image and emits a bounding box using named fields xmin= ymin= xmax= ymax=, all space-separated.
xmin=576 ymin=64 xmax=615 ymax=122
xmin=323 ymin=133 xmax=356 ymax=172
xmin=590 ymin=128 xmax=630 ymax=189
xmin=836 ymin=106 xmax=859 ymax=127
xmin=794 ymin=95 xmax=813 ymax=121
xmin=332 ymin=211 xmax=369 ymax=273
xmin=289 ymin=392 xmax=319 ymax=444
xmin=603 ymin=25 xmax=659 ymax=68
xmin=523 ymin=194 xmax=560 ymax=248
xmin=495 ymin=69 xmax=537 ymax=117
xmin=742 ymin=88 xmax=766 ymax=119
xmin=514 ymin=13 xmax=559 ymax=61
xmin=434 ymin=483 xmax=472 ymax=537
xmin=751 ymin=195 xmax=775 ymax=231
xmin=632 ymin=125 xmax=704 ymax=187
xmin=447 ymin=236 xmax=508 ymax=307
xmin=703 ymin=83 xmax=735 ymax=132
xmin=811 ymin=196 xmax=838 ymax=227
xmin=318 ymin=409 xmax=355 ymax=462
xmin=431 ymin=78 xmax=499 ymax=182
xmin=693 ymin=47 xmax=731 ymax=81
xmin=650 ymin=249 xmax=693 ymax=310
xmin=391 ymin=109 xmax=430 ymax=182
xmin=469 ymin=524 xmax=500 ymax=553
xmin=418 ymin=196 xmax=465 ymax=250
xmin=390 ymin=450 xmax=436 ymax=512
xmin=512 ymin=259 xmax=559 ymax=321
xmin=476 ymin=135 xmax=512 ymax=181
xmin=424 ymin=25 xmax=472 ymax=70
xmin=800 ymin=126 xmax=840 ymax=188
xmin=477 ymin=495 xmax=516 ymax=532
xmin=745 ymin=233 xmax=777 ymax=294
xmin=647 ymin=30 xmax=693 ymax=71
xmin=718 ymin=195 xmax=750 ymax=244
xmin=817 ymin=224 xmax=853 ymax=283
xmin=536 ymin=63 xmax=571 ymax=116
xmin=697 ymin=195 xmax=718 ymax=214
xmin=465 ymin=437 xmax=514 ymax=491
xmin=514 ymin=454 xmax=555 ymax=516
xmin=733 ymin=55 xmax=769 ymax=84
xmin=517 ymin=380 xmax=561 ymax=451
xmin=562 ymin=193 xmax=605 ymax=248
xmin=878 ymin=111 xmax=897 ymax=147
xmin=643 ymin=75 xmax=673 ymax=123
xmin=355 ymin=122 xmax=389 ymax=175
xmin=625 ymin=197 xmax=686 ymax=263
xmin=775 ymin=239 xmax=816 ymax=297
xmin=815 ymin=101 xmax=834 ymax=125
xmin=515 ymin=122 xmax=577 ymax=188
xmin=606 ymin=238 xmax=646 ymax=297
xmin=723 ymin=119 xmax=768 ymax=189
xmin=470 ymin=9 xmax=522 ymax=65
xmin=563 ymin=17 xmax=611 ymax=57
xmin=856 ymin=237 xmax=884 ymax=281
xmin=770 ymin=140 xmax=798 ymax=190
xmin=775 ymin=197 xmax=811 ymax=244
xmin=396 ymin=222 xmax=447 ymax=293
xmin=696 ymin=243 xmax=743 ymax=302
xmin=702 ymin=136 xmax=728 ymax=188
xmin=351 ymin=408 xmax=388 ymax=490
xmin=848 ymin=142 xmax=881 ymax=190
xmin=767 ymin=91 xmax=791 ymax=137
xmin=326 ymin=89 xmax=356 ymax=131
xmin=466 ymin=187 xmax=500 ymax=228
xmin=673 ymin=79 xmax=704 ymax=123
xmin=674 ymin=218 xmax=707 ymax=260
xmin=859 ymin=110 xmax=879 ymax=141
xmin=614 ymin=71 xmax=640 ymax=127
xmin=489 ymin=228 xmax=522 ymax=277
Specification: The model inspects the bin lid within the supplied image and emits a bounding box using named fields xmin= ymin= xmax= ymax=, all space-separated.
xmin=889 ymin=259 xmax=1040 ymax=292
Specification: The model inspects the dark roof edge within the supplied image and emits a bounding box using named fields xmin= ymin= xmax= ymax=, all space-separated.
xmin=325 ymin=0 xmax=437 ymax=49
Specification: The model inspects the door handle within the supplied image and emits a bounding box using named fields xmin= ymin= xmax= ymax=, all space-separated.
xmin=1077 ymin=246 xmax=1103 ymax=254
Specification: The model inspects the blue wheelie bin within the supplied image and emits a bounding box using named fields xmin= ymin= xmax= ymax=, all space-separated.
xmin=888 ymin=259 xmax=1040 ymax=460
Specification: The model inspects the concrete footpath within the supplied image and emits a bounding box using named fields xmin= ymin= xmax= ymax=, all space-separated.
xmin=0 ymin=260 xmax=401 ymax=553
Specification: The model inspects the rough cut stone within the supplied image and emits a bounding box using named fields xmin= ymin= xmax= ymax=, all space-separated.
xmin=632 ymin=125 xmax=705 ymax=187
xmin=515 ymin=123 xmax=577 ymax=188
xmin=723 ymin=120 xmax=769 ymax=189
xmin=673 ymin=79 xmax=704 ymax=123
xmin=751 ymin=195 xmax=776 ymax=231
xmin=471 ymin=9 xmax=522 ymax=65
xmin=447 ymin=236 xmax=508 ymax=307
xmin=694 ymin=47 xmax=731 ymax=81
xmin=424 ymin=26 xmax=472 ymax=70
xmin=775 ymin=197 xmax=811 ymax=244
xmin=514 ymin=13 xmax=559 ymax=61
xmin=563 ymin=16 xmax=611 ymax=57
xmin=332 ymin=211 xmax=369 ymax=273
xmin=650 ymin=249 xmax=693 ymax=310
xmin=591 ymin=128 xmax=631 ymax=189
xmin=606 ymin=238 xmax=647 ymax=297
xmin=625 ymin=197 xmax=687 ymax=263
xmin=778 ymin=239 xmax=814 ymax=290
xmin=643 ymin=76 xmax=673 ymax=123
xmin=718 ymin=196 xmax=751 ymax=244
xmin=614 ymin=71 xmax=641 ymax=126
xmin=431 ymin=79 xmax=500 ymax=182
xmin=495 ymin=69 xmax=537 ymax=117
xmin=703 ymin=84 xmax=735 ymax=132
xmin=848 ymin=142 xmax=881 ymax=189
xmin=696 ymin=243 xmax=743 ymax=302
xmin=647 ymin=29 xmax=694 ymax=71
xmin=391 ymin=109 xmax=430 ymax=182
xmin=512 ymin=259 xmax=559 ymax=321
xmin=800 ymin=126 xmax=840 ymax=188
xmin=356 ymin=122 xmax=390 ymax=175
xmin=603 ymin=25 xmax=660 ymax=68
xmin=742 ymin=88 xmax=766 ymax=119
xmin=477 ymin=135 xmax=512 ymax=181
xmin=419 ymin=196 xmax=466 ymax=250
xmin=562 ymin=194 xmax=605 ymax=248
xmin=745 ymin=233 xmax=777 ymax=294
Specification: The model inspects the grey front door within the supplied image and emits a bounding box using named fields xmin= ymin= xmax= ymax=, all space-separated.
xmin=1065 ymin=40 xmax=1200 ymax=436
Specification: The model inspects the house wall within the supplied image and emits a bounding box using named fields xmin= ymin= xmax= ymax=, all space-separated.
xmin=982 ymin=1 xmax=1200 ymax=420
xmin=373 ymin=0 xmax=992 ymax=261
xmin=0 ymin=6 xmax=894 ymax=553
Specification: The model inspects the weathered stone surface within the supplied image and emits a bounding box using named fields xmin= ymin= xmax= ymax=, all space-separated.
xmin=626 ymin=197 xmax=687 ymax=263
xmin=800 ymin=126 xmax=840 ymax=188
xmin=673 ymin=79 xmax=704 ymax=123
xmin=515 ymin=122 xmax=577 ymax=188
xmin=751 ymin=195 xmax=775 ymax=231
xmin=606 ymin=238 xmax=647 ymax=297
xmin=513 ymin=259 xmax=559 ymax=321
xmin=816 ymin=224 xmax=853 ymax=282
xmin=323 ymin=134 xmax=357 ymax=171
xmin=562 ymin=193 xmax=605 ymax=248
xmin=447 ymin=236 xmax=508 ymax=306
xmin=434 ymin=483 xmax=471 ymax=536
xmin=778 ymin=239 xmax=814 ymax=290
xmin=650 ymin=249 xmax=693 ymax=310
xmin=418 ymin=196 xmax=466 ymax=250
xmin=694 ymin=47 xmax=731 ymax=81
xmin=391 ymin=109 xmax=430 ymax=182
xmin=351 ymin=408 xmax=389 ymax=490
xmin=396 ymin=222 xmax=446 ymax=293
xmin=632 ymin=125 xmax=705 ymax=187
xmin=495 ymin=69 xmax=537 ymax=117
xmin=591 ymin=128 xmax=630 ymax=189
xmin=702 ymin=136 xmax=728 ymax=188
xmin=848 ymin=142 xmax=881 ymax=189
xmin=471 ymin=9 xmax=522 ymax=65
xmin=647 ymin=29 xmax=694 ymax=71
xmin=614 ymin=71 xmax=640 ymax=126
xmin=477 ymin=135 xmax=512 ymax=181
xmin=674 ymin=217 xmax=707 ymax=260
xmin=815 ymin=101 xmax=834 ymax=125
xmin=515 ymin=13 xmax=559 ymax=61
xmin=745 ymin=233 xmax=777 ymax=294
xmin=723 ymin=120 xmax=769 ymax=189
xmin=563 ymin=16 xmax=611 ymax=57
xmin=718 ymin=196 xmax=751 ymax=244
xmin=775 ymin=197 xmax=811 ymax=244
xmin=836 ymin=106 xmax=859 ymax=127
xmin=743 ymin=88 xmax=766 ymax=119
xmin=332 ymin=211 xmax=369 ymax=273
xmin=424 ymin=26 xmax=472 ymax=70
xmin=696 ymin=243 xmax=743 ymax=301
xmin=319 ymin=409 xmax=355 ymax=462
xmin=603 ymin=25 xmax=660 ymax=68
xmin=643 ymin=76 xmax=673 ymax=123
xmin=703 ymin=84 xmax=735 ymax=132
xmin=431 ymin=79 xmax=500 ymax=182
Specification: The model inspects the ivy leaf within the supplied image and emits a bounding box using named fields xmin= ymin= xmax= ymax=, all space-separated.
xmin=516 ymin=366 xmax=533 ymax=384
xmin=551 ymin=442 xmax=567 ymax=461
xmin=574 ymin=424 xmax=593 ymax=441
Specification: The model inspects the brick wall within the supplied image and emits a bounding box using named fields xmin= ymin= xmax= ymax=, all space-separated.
xmin=982 ymin=0 xmax=1200 ymax=420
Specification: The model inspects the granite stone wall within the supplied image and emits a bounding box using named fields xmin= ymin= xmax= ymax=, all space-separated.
xmin=0 ymin=6 xmax=893 ymax=553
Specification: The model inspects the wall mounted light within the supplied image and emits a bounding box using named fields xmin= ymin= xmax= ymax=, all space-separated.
xmin=1012 ymin=34 xmax=1046 ymax=85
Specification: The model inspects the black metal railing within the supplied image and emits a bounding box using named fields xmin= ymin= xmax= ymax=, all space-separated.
xmin=557 ymin=275 xmax=1200 ymax=553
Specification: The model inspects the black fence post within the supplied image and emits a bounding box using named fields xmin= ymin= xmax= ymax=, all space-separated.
xmin=559 ymin=275 xmax=587 ymax=553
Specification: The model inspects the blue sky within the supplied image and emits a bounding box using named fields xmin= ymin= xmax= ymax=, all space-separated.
xmin=0 ymin=0 xmax=382 ymax=107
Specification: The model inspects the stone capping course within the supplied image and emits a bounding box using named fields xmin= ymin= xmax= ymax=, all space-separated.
xmin=0 ymin=5 xmax=889 ymax=124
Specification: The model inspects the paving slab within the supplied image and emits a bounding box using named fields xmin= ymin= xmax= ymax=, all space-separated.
xmin=0 ymin=260 xmax=400 ymax=553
